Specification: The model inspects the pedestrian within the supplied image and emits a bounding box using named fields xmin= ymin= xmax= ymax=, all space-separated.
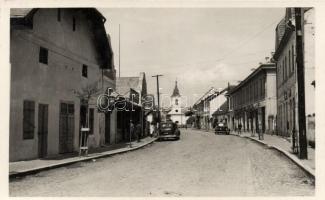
xmin=130 ymin=121 xmax=135 ymax=138
xmin=149 ymin=122 xmax=154 ymax=137
xmin=135 ymin=122 xmax=142 ymax=142
xmin=238 ymin=123 xmax=242 ymax=135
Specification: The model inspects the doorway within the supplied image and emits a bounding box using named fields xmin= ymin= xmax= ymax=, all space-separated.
xmin=38 ymin=104 xmax=48 ymax=158
xmin=105 ymin=113 xmax=110 ymax=144
xmin=59 ymin=102 xmax=74 ymax=154
xmin=261 ymin=107 xmax=266 ymax=133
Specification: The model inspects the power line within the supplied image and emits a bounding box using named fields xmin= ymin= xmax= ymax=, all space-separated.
xmin=119 ymin=19 xmax=279 ymax=70
xmin=216 ymin=19 xmax=280 ymax=61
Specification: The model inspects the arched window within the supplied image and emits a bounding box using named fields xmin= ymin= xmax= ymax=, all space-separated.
xmin=175 ymin=99 xmax=179 ymax=105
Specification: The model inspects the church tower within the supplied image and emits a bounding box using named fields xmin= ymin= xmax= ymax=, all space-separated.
xmin=171 ymin=81 xmax=181 ymax=113
xmin=168 ymin=80 xmax=186 ymax=124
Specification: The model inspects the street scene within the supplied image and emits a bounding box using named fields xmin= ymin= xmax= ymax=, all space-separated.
xmin=10 ymin=129 xmax=314 ymax=196
xmin=9 ymin=7 xmax=315 ymax=196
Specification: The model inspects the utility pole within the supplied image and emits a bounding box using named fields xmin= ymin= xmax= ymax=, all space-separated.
xmin=295 ymin=8 xmax=308 ymax=159
xmin=152 ymin=75 xmax=163 ymax=135
xmin=118 ymin=24 xmax=121 ymax=78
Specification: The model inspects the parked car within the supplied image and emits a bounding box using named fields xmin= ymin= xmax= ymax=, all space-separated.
xmin=215 ymin=122 xmax=230 ymax=135
xmin=158 ymin=121 xmax=180 ymax=140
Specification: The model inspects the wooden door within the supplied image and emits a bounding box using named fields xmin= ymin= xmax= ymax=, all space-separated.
xmin=59 ymin=103 xmax=74 ymax=153
xmin=38 ymin=104 xmax=48 ymax=158
xmin=105 ymin=113 xmax=110 ymax=144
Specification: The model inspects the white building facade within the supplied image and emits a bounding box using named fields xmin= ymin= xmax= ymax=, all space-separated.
xmin=168 ymin=81 xmax=188 ymax=125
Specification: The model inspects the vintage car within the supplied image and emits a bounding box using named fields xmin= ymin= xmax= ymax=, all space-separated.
xmin=158 ymin=121 xmax=180 ymax=140
xmin=214 ymin=122 xmax=230 ymax=135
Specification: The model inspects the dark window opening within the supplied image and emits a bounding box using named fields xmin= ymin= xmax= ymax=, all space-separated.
xmin=82 ymin=65 xmax=88 ymax=78
xmin=61 ymin=103 xmax=74 ymax=115
xmin=39 ymin=47 xmax=48 ymax=64
xmin=23 ymin=100 xmax=35 ymax=139
xmin=57 ymin=9 xmax=61 ymax=21
xmin=73 ymin=17 xmax=76 ymax=31
xmin=288 ymin=50 xmax=291 ymax=74
xmin=175 ymin=99 xmax=178 ymax=105
xmin=175 ymin=109 xmax=178 ymax=113
xmin=68 ymin=104 xmax=74 ymax=115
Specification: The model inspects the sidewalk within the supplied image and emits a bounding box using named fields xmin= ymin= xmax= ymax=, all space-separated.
xmin=231 ymin=131 xmax=315 ymax=178
xmin=9 ymin=137 xmax=157 ymax=178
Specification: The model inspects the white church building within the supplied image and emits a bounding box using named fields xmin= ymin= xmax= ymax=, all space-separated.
xmin=167 ymin=81 xmax=188 ymax=126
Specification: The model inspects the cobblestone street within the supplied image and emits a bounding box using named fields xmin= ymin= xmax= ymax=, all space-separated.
xmin=10 ymin=129 xmax=314 ymax=197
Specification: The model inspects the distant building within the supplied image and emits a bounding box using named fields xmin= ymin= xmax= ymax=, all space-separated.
xmin=192 ymin=87 xmax=215 ymax=130
xmin=228 ymin=63 xmax=277 ymax=134
xmin=273 ymin=8 xmax=315 ymax=144
xmin=211 ymin=86 xmax=235 ymax=129
xmin=115 ymin=72 xmax=147 ymax=142
xmin=10 ymin=8 xmax=115 ymax=161
xmin=167 ymin=81 xmax=188 ymax=126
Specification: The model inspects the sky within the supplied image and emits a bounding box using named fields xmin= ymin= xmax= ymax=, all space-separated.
xmin=99 ymin=8 xmax=285 ymax=106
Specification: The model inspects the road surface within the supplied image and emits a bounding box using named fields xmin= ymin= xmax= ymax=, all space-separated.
xmin=10 ymin=129 xmax=314 ymax=196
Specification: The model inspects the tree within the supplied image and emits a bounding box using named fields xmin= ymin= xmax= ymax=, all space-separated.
xmin=74 ymin=80 xmax=101 ymax=128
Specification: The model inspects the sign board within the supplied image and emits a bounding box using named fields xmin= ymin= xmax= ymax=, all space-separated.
xmin=81 ymin=128 xmax=90 ymax=132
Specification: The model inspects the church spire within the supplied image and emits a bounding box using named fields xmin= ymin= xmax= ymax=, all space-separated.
xmin=171 ymin=80 xmax=181 ymax=97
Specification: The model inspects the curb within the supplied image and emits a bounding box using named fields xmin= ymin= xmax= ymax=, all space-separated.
xmin=9 ymin=138 xmax=157 ymax=179
xmin=231 ymin=133 xmax=315 ymax=179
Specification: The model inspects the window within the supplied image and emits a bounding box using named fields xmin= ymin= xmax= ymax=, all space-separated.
xmin=254 ymin=82 xmax=257 ymax=100
xmin=285 ymin=56 xmax=287 ymax=78
xmin=175 ymin=99 xmax=178 ymax=105
xmin=259 ymin=79 xmax=262 ymax=99
xmin=23 ymin=100 xmax=35 ymax=139
xmin=82 ymin=65 xmax=88 ymax=78
xmin=57 ymin=9 xmax=61 ymax=21
xmin=286 ymin=56 xmax=289 ymax=77
xmin=39 ymin=47 xmax=48 ymax=64
xmin=282 ymin=59 xmax=285 ymax=81
xmin=292 ymin=45 xmax=295 ymax=72
xmin=73 ymin=17 xmax=76 ymax=31
xmin=261 ymin=78 xmax=265 ymax=97
xmin=175 ymin=109 xmax=178 ymax=113
xmin=60 ymin=103 xmax=74 ymax=115
xmin=258 ymin=80 xmax=261 ymax=99
xmin=279 ymin=64 xmax=282 ymax=83
xmin=249 ymin=84 xmax=252 ymax=102
xmin=89 ymin=108 xmax=94 ymax=134
xmin=288 ymin=50 xmax=291 ymax=74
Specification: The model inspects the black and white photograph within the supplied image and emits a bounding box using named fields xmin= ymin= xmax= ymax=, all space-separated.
xmin=1 ymin=1 xmax=323 ymax=198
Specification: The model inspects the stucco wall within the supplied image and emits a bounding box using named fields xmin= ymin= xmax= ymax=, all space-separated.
xmin=10 ymin=9 xmax=115 ymax=161
xmin=304 ymin=8 xmax=315 ymax=116
xmin=170 ymin=114 xmax=188 ymax=125
xmin=209 ymin=94 xmax=227 ymax=117
xmin=276 ymin=32 xmax=297 ymax=137
xmin=265 ymin=70 xmax=277 ymax=131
